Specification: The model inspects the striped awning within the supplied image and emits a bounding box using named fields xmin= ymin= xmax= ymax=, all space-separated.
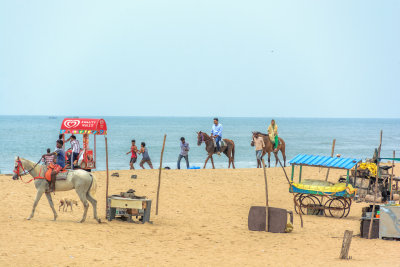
xmin=289 ymin=154 xmax=361 ymax=170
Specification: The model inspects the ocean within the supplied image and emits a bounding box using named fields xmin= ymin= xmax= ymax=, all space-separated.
xmin=0 ymin=116 xmax=399 ymax=174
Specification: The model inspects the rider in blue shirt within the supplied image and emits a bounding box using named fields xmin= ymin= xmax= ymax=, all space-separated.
xmin=211 ymin=118 xmax=223 ymax=155
xmin=42 ymin=139 xmax=65 ymax=192
xmin=42 ymin=139 xmax=65 ymax=168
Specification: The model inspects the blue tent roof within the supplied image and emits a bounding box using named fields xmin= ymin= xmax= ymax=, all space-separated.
xmin=289 ymin=154 xmax=361 ymax=169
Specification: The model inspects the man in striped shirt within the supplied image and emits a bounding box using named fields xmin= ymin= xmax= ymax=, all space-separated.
xmin=66 ymin=135 xmax=81 ymax=165
xmin=42 ymin=148 xmax=55 ymax=165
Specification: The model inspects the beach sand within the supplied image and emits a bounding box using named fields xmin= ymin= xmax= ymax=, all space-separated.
xmin=1 ymin=166 xmax=400 ymax=266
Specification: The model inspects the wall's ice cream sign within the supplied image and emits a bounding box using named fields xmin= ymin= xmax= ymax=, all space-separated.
xmin=63 ymin=120 xmax=81 ymax=128
xmin=60 ymin=118 xmax=107 ymax=134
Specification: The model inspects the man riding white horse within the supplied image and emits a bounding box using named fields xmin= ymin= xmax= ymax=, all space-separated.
xmin=12 ymin=156 xmax=100 ymax=223
xmin=41 ymin=139 xmax=65 ymax=193
xmin=211 ymin=118 xmax=223 ymax=155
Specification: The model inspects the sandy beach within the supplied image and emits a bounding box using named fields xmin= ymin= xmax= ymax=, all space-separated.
xmin=1 ymin=166 xmax=400 ymax=266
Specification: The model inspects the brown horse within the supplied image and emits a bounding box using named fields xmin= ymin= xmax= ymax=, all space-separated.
xmin=197 ymin=131 xmax=235 ymax=169
xmin=251 ymin=132 xmax=286 ymax=168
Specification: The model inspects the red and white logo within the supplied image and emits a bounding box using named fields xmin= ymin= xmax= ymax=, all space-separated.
xmin=64 ymin=120 xmax=80 ymax=128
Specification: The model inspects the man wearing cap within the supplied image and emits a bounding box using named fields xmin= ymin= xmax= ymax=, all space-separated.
xmin=211 ymin=118 xmax=223 ymax=155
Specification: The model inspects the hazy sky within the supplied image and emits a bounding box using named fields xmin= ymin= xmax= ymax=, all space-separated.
xmin=0 ymin=1 xmax=399 ymax=118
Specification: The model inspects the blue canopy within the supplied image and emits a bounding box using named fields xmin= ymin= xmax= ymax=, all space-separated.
xmin=289 ymin=154 xmax=361 ymax=170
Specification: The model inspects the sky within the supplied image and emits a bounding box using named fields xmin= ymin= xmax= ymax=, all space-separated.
xmin=0 ymin=0 xmax=399 ymax=118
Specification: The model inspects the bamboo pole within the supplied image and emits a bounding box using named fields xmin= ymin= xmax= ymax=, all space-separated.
xmin=325 ymin=139 xmax=336 ymax=181
xmin=156 ymin=134 xmax=167 ymax=215
xmin=391 ymin=150 xmax=395 ymax=201
xmin=261 ymin=158 xmax=269 ymax=232
xmin=274 ymin=152 xmax=304 ymax=228
xmin=105 ymin=136 xmax=109 ymax=217
xmin=368 ymin=130 xmax=382 ymax=239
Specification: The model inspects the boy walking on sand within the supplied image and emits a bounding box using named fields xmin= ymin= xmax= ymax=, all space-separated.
xmin=138 ymin=142 xmax=153 ymax=169
xmin=126 ymin=140 xmax=138 ymax=169
xmin=177 ymin=137 xmax=190 ymax=169
xmin=253 ymin=133 xmax=265 ymax=168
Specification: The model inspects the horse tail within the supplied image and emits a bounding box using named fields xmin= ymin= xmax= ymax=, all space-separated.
xmin=88 ymin=173 xmax=97 ymax=197
xmin=231 ymin=141 xmax=235 ymax=160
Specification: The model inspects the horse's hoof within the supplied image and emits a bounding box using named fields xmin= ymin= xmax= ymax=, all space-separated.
xmin=26 ymin=217 xmax=32 ymax=220
xmin=97 ymin=218 xmax=102 ymax=224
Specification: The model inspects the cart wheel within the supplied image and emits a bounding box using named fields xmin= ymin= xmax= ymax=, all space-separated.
xmin=327 ymin=198 xmax=346 ymax=218
xmin=294 ymin=194 xmax=303 ymax=214
xmin=307 ymin=195 xmax=322 ymax=215
xmin=323 ymin=199 xmax=332 ymax=217
xmin=309 ymin=195 xmax=322 ymax=206
xmin=343 ymin=198 xmax=352 ymax=217
xmin=299 ymin=196 xmax=316 ymax=215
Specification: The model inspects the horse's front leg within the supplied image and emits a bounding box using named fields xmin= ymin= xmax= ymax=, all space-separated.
xmin=203 ymin=155 xmax=211 ymax=169
xmin=210 ymin=156 xmax=215 ymax=169
xmin=268 ymin=153 xmax=271 ymax=168
xmin=27 ymin=189 xmax=45 ymax=220
xmin=45 ymin=192 xmax=58 ymax=221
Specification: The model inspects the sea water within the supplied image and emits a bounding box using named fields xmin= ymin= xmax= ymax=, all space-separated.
xmin=0 ymin=116 xmax=399 ymax=173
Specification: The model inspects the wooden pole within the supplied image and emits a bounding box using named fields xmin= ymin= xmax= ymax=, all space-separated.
xmin=261 ymin=158 xmax=269 ymax=232
xmin=156 ymin=134 xmax=167 ymax=215
xmin=275 ymin=152 xmax=304 ymax=228
xmin=325 ymin=139 xmax=336 ymax=181
xmin=391 ymin=150 xmax=395 ymax=201
xmin=368 ymin=130 xmax=382 ymax=239
xmin=94 ymin=135 xmax=97 ymax=168
xmin=339 ymin=230 xmax=353 ymax=259
xmin=105 ymin=136 xmax=109 ymax=217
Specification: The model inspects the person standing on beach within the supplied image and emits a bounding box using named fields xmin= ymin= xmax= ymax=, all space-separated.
xmin=177 ymin=137 xmax=190 ymax=169
xmin=211 ymin=118 xmax=223 ymax=155
xmin=268 ymin=119 xmax=279 ymax=153
xmin=138 ymin=142 xmax=153 ymax=169
xmin=126 ymin=140 xmax=138 ymax=169
xmin=253 ymin=133 xmax=265 ymax=168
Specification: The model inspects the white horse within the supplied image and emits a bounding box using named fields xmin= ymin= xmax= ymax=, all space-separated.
xmin=13 ymin=157 xmax=101 ymax=223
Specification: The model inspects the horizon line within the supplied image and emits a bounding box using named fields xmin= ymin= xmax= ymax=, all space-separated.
xmin=0 ymin=114 xmax=399 ymax=120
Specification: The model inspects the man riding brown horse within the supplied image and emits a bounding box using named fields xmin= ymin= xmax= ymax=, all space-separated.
xmin=197 ymin=131 xmax=235 ymax=169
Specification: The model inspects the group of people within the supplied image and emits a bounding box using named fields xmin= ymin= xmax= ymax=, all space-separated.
xmin=126 ymin=118 xmax=280 ymax=170
xmin=38 ymin=118 xmax=280 ymax=191
xmin=126 ymin=140 xmax=153 ymax=169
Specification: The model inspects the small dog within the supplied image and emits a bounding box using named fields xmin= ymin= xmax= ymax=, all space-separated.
xmin=59 ymin=198 xmax=78 ymax=212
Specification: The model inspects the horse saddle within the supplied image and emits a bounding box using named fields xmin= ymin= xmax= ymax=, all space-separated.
xmin=44 ymin=168 xmax=69 ymax=182
xmin=214 ymin=139 xmax=227 ymax=151
xmin=56 ymin=171 xmax=69 ymax=180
